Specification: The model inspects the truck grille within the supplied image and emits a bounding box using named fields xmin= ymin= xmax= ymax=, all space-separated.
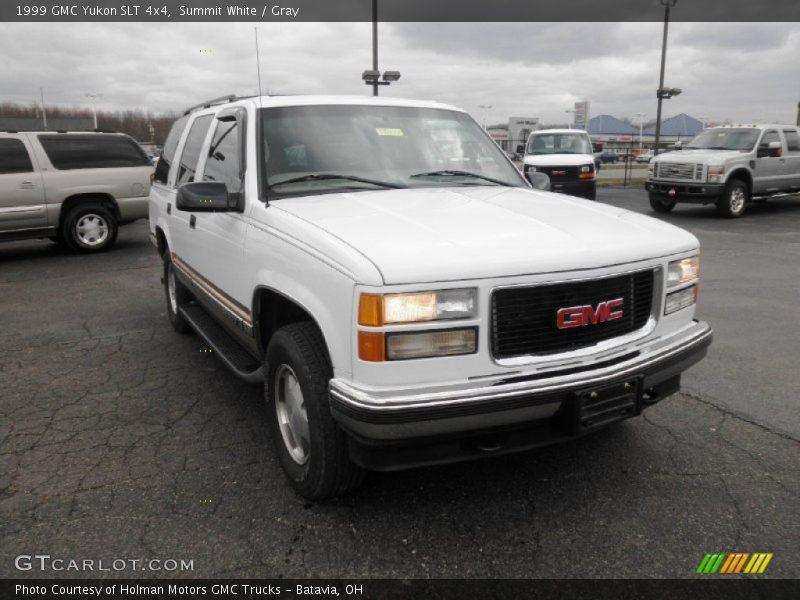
xmin=536 ymin=166 xmax=578 ymax=180
xmin=657 ymin=162 xmax=702 ymax=180
xmin=491 ymin=270 xmax=655 ymax=359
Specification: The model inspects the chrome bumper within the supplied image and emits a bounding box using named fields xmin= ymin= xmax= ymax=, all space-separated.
xmin=329 ymin=320 xmax=712 ymax=441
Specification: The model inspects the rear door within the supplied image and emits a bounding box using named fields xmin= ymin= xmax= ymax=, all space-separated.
xmin=0 ymin=135 xmax=47 ymax=232
xmin=781 ymin=128 xmax=800 ymax=193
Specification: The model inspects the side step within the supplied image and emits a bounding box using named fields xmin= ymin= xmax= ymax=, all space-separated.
xmin=180 ymin=304 xmax=264 ymax=383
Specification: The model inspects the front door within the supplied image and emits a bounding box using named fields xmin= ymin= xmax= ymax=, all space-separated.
xmin=752 ymin=129 xmax=784 ymax=194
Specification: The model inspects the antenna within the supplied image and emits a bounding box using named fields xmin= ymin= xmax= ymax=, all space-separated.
xmin=254 ymin=27 xmax=263 ymax=104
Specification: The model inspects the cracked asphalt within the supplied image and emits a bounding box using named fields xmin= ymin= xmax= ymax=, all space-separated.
xmin=1 ymin=188 xmax=798 ymax=579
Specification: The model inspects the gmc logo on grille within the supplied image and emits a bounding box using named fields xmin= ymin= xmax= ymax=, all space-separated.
xmin=551 ymin=170 xmax=566 ymax=175
xmin=557 ymin=298 xmax=624 ymax=329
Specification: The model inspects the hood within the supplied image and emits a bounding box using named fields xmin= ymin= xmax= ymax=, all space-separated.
xmin=524 ymin=154 xmax=594 ymax=167
xmin=273 ymin=187 xmax=698 ymax=285
xmin=653 ymin=148 xmax=743 ymax=164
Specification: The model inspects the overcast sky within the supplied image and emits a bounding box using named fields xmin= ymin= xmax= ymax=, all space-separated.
xmin=1 ymin=22 xmax=798 ymax=125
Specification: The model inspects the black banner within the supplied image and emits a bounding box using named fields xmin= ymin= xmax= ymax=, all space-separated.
xmin=2 ymin=0 xmax=800 ymax=22
xmin=3 ymin=579 xmax=800 ymax=600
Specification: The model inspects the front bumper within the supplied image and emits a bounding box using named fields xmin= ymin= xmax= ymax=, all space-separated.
xmin=646 ymin=180 xmax=723 ymax=201
xmin=549 ymin=178 xmax=596 ymax=198
xmin=330 ymin=320 xmax=712 ymax=469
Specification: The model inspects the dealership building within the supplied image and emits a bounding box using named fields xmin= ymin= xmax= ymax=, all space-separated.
xmin=488 ymin=113 xmax=705 ymax=154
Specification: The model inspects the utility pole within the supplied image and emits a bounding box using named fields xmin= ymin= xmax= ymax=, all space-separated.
xmin=796 ymin=101 xmax=799 ymax=126
xmin=654 ymin=0 xmax=677 ymax=156
xmin=636 ymin=112 xmax=645 ymax=150
xmin=40 ymin=88 xmax=47 ymax=130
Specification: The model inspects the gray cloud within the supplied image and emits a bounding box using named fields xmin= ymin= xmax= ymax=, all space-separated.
xmin=0 ymin=22 xmax=797 ymax=127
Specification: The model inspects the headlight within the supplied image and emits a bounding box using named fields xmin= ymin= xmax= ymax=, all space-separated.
xmin=359 ymin=289 xmax=477 ymax=326
xmin=580 ymin=165 xmax=592 ymax=173
xmin=578 ymin=164 xmax=594 ymax=179
xmin=664 ymin=285 xmax=698 ymax=315
xmin=667 ymin=255 xmax=700 ymax=289
xmin=707 ymin=166 xmax=724 ymax=183
xmin=386 ymin=328 xmax=477 ymax=360
xmin=648 ymin=162 xmax=655 ymax=175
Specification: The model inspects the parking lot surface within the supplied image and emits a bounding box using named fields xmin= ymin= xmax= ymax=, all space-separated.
xmin=1 ymin=188 xmax=798 ymax=578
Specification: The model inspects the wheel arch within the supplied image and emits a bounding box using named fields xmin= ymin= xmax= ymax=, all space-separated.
xmin=725 ymin=168 xmax=753 ymax=193
xmin=59 ymin=193 xmax=120 ymax=228
xmin=252 ymin=286 xmax=334 ymax=365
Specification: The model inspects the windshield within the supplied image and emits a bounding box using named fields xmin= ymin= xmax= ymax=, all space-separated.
xmin=525 ymin=133 xmax=592 ymax=155
xmin=686 ymin=128 xmax=760 ymax=151
xmin=260 ymin=105 xmax=526 ymax=197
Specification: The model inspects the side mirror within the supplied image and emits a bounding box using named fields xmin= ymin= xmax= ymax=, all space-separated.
xmin=758 ymin=141 xmax=783 ymax=158
xmin=527 ymin=171 xmax=551 ymax=191
xmin=516 ymin=144 xmax=525 ymax=155
xmin=672 ymin=141 xmax=684 ymax=150
xmin=176 ymin=182 xmax=240 ymax=212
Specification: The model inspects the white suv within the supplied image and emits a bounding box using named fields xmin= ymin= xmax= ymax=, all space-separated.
xmin=150 ymin=95 xmax=712 ymax=499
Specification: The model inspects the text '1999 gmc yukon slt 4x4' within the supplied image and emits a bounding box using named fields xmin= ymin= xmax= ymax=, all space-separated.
xmin=0 ymin=131 xmax=153 ymax=250
xmin=150 ymin=95 xmax=713 ymax=499
xmin=646 ymin=124 xmax=800 ymax=218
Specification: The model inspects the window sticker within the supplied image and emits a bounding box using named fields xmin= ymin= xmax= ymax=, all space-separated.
xmin=376 ymin=128 xmax=404 ymax=137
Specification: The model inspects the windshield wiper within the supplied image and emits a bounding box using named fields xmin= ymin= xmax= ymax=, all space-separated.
xmin=409 ymin=170 xmax=514 ymax=187
xmin=269 ymin=173 xmax=404 ymax=190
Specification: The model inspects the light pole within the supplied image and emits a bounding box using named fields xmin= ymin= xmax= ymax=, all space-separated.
xmin=362 ymin=0 xmax=400 ymax=95
xmin=86 ymin=93 xmax=103 ymax=129
xmin=565 ymin=109 xmax=576 ymax=128
xmin=39 ymin=88 xmax=48 ymax=130
xmin=653 ymin=0 xmax=679 ymax=156
xmin=635 ymin=113 xmax=645 ymax=150
xmin=479 ymin=105 xmax=492 ymax=129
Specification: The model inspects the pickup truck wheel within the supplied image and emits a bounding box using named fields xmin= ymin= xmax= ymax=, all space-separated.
xmin=717 ymin=180 xmax=748 ymax=218
xmin=649 ymin=193 xmax=676 ymax=213
xmin=164 ymin=258 xmax=192 ymax=333
xmin=61 ymin=203 xmax=118 ymax=252
xmin=265 ymin=322 xmax=364 ymax=499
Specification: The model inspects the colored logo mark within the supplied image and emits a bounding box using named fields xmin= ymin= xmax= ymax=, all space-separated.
xmin=697 ymin=552 xmax=773 ymax=574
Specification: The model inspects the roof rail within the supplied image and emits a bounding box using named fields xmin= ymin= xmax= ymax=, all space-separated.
xmin=184 ymin=94 xmax=239 ymax=115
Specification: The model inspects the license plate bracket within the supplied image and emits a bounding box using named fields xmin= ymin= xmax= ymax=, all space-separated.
xmin=573 ymin=379 xmax=640 ymax=433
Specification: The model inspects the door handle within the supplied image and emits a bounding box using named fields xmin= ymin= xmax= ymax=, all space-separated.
xmin=20 ymin=181 xmax=35 ymax=189
xmin=189 ymin=214 xmax=196 ymax=229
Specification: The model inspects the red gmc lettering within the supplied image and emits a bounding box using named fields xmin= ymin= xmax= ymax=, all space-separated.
xmin=557 ymin=298 xmax=624 ymax=329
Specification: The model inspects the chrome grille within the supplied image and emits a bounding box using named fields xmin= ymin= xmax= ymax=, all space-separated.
xmin=658 ymin=162 xmax=700 ymax=180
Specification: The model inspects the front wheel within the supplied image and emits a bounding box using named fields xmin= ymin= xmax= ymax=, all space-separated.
xmin=164 ymin=256 xmax=192 ymax=333
xmin=649 ymin=193 xmax=676 ymax=213
xmin=265 ymin=322 xmax=364 ymax=500
xmin=61 ymin=203 xmax=118 ymax=252
xmin=717 ymin=180 xmax=748 ymax=218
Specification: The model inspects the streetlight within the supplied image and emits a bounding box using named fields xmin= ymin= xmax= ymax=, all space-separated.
xmin=653 ymin=0 xmax=679 ymax=156
xmin=86 ymin=93 xmax=103 ymax=129
xmin=362 ymin=0 xmax=400 ymax=96
xmin=635 ymin=112 xmax=645 ymax=151
xmin=565 ymin=109 xmax=576 ymax=128
xmin=479 ymin=105 xmax=492 ymax=129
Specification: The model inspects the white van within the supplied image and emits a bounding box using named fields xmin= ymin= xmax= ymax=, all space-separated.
xmin=522 ymin=129 xmax=597 ymax=200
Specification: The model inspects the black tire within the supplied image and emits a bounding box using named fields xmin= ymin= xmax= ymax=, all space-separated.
xmin=164 ymin=256 xmax=192 ymax=334
xmin=584 ymin=188 xmax=597 ymax=201
xmin=649 ymin=193 xmax=676 ymax=213
xmin=717 ymin=179 xmax=748 ymax=218
xmin=61 ymin=202 xmax=118 ymax=252
xmin=265 ymin=322 xmax=364 ymax=500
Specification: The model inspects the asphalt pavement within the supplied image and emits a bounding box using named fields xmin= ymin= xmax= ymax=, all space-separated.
xmin=1 ymin=189 xmax=798 ymax=579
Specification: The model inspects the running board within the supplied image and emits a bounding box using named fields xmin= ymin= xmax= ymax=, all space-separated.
xmin=180 ymin=304 xmax=264 ymax=383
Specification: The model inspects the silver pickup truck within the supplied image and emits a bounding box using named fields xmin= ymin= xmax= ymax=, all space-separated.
xmin=646 ymin=124 xmax=800 ymax=217
xmin=0 ymin=131 xmax=152 ymax=251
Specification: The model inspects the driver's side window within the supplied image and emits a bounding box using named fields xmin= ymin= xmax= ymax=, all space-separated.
xmin=759 ymin=130 xmax=779 ymax=148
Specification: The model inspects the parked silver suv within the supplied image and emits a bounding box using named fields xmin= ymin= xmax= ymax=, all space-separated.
xmin=0 ymin=131 xmax=153 ymax=251
xmin=646 ymin=124 xmax=800 ymax=217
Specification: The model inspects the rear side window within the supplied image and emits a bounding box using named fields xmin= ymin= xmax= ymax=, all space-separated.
xmin=154 ymin=116 xmax=189 ymax=184
xmin=784 ymin=130 xmax=800 ymax=152
xmin=0 ymin=139 xmax=34 ymax=174
xmin=38 ymin=134 xmax=150 ymax=170
xmin=203 ymin=119 xmax=242 ymax=193
xmin=176 ymin=115 xmax=213 ymax=186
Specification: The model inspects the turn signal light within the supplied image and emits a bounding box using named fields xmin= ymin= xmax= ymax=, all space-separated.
xmin=358 ymin=331 xmax=385 ymax=362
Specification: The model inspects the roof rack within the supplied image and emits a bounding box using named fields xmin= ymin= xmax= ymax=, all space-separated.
xmin=184 ymin=94 xmax=240 ymax=115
